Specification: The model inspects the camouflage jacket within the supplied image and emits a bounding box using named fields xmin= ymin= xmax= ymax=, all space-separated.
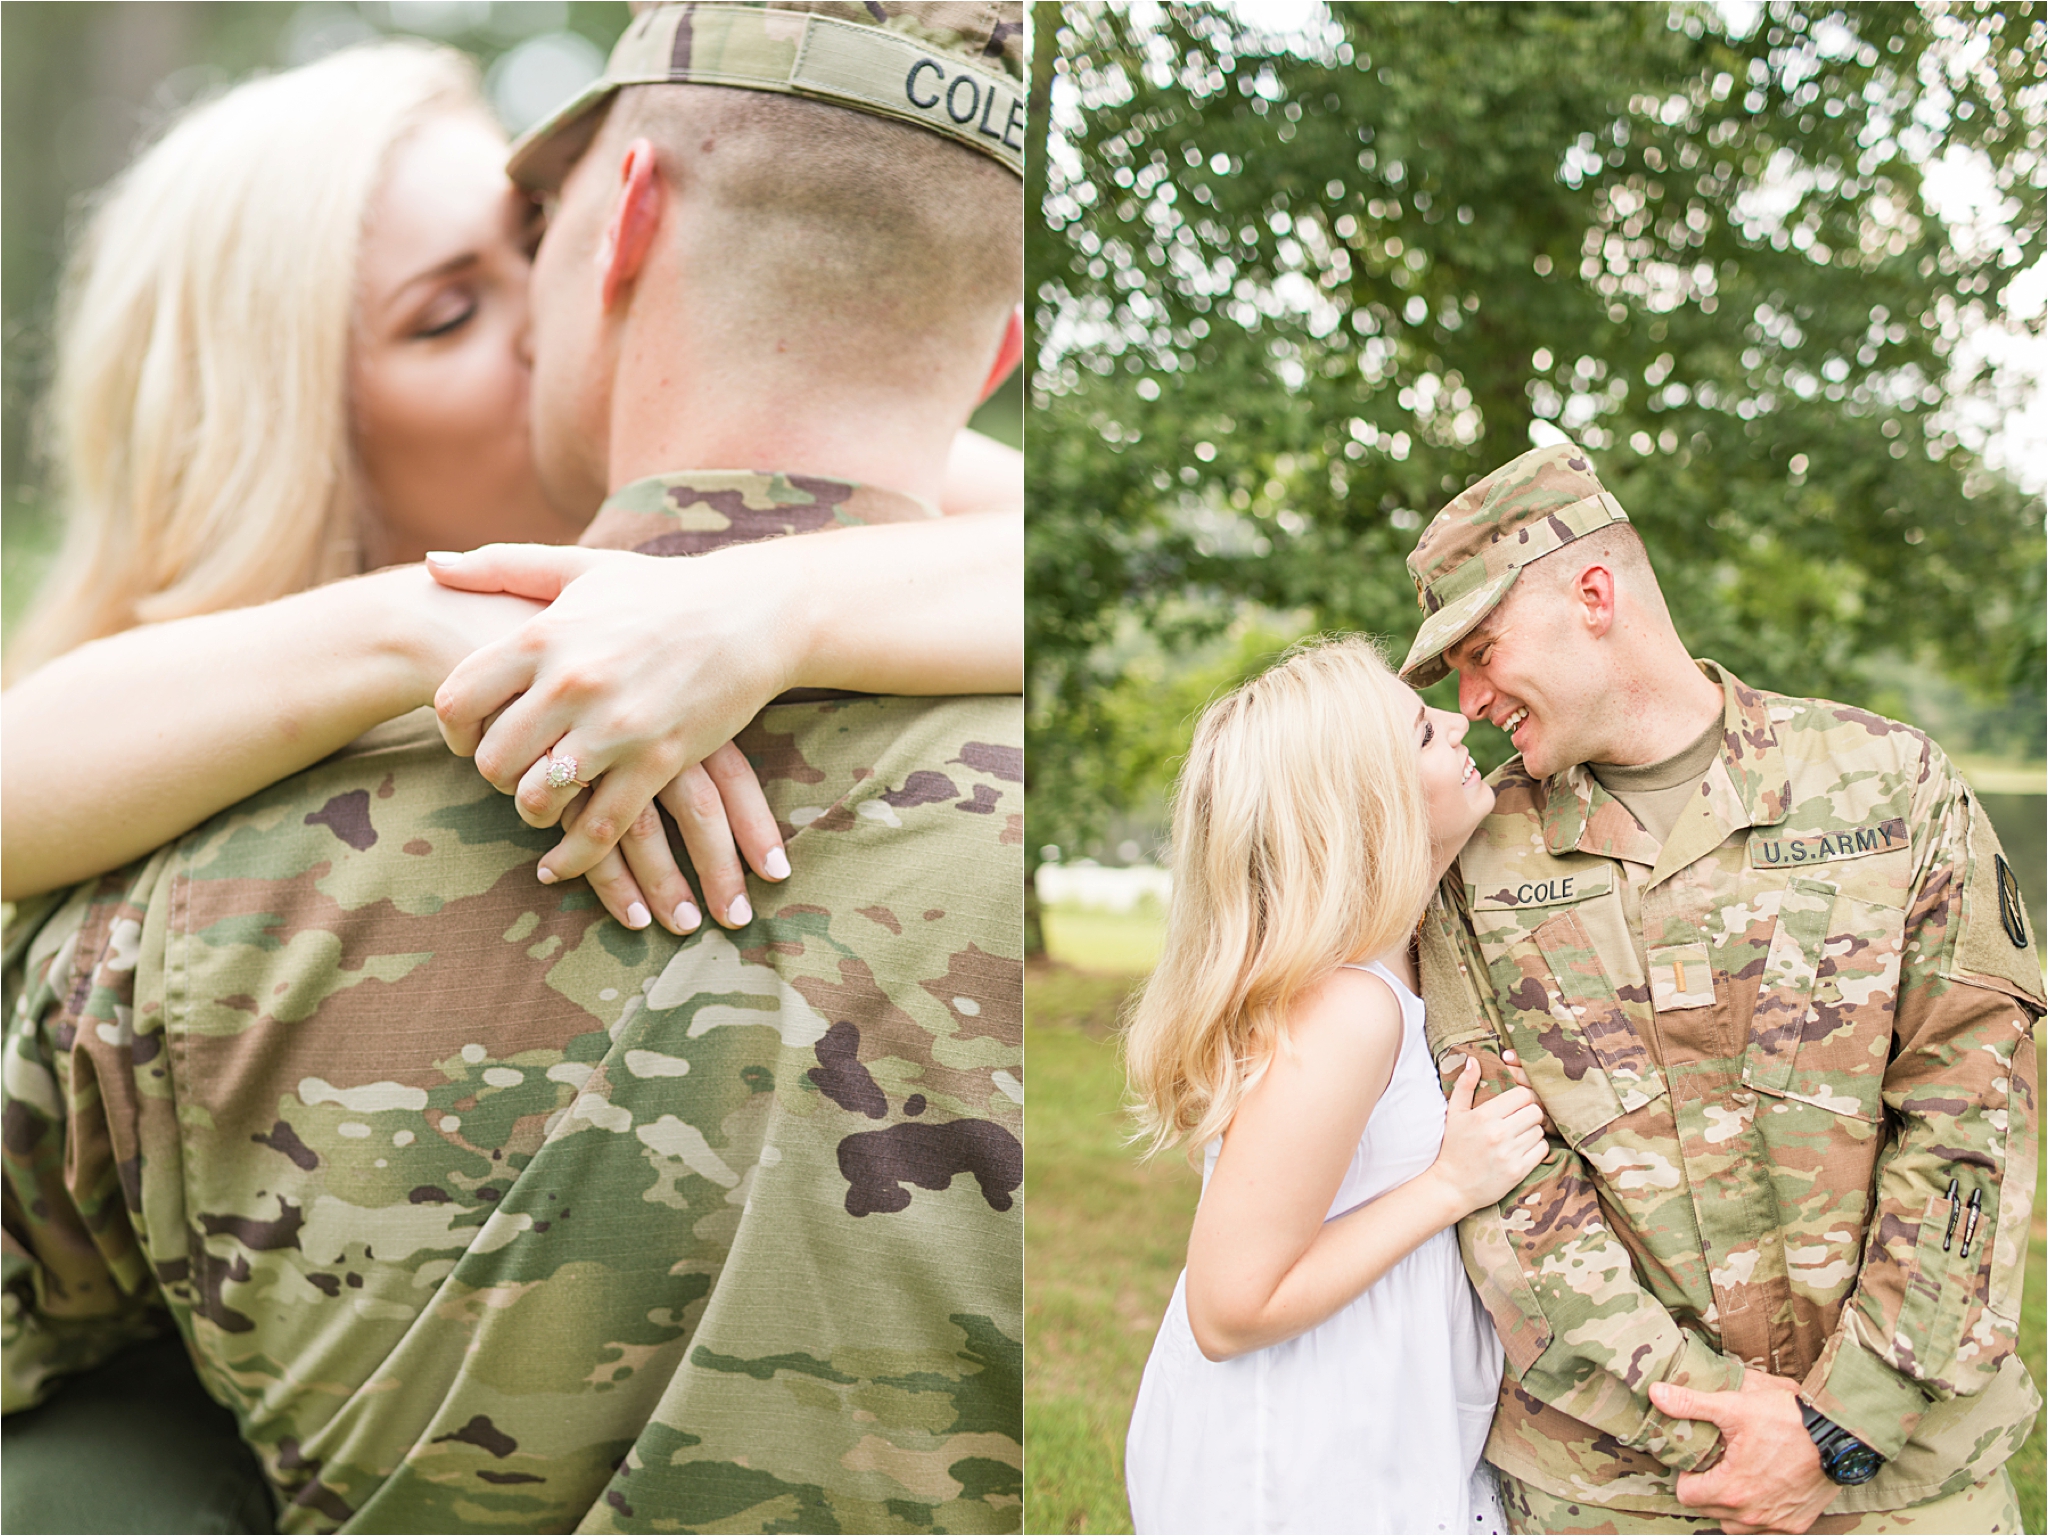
xmin=1417 ymin=661 xmax=2041 ymax=1515
xmin=1 ymin=471 xmax=1025 ymax=1534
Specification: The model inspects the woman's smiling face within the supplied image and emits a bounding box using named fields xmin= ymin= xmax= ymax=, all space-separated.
xmin=1416 ymin=697 xmax=1494 ymax=856
xmin=349 ymin=110 xmax=588 ymax=565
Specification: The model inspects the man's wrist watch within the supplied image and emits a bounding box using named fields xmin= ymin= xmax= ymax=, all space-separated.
xmin=1799 ymin=1400 xmax=1884 ymax=1486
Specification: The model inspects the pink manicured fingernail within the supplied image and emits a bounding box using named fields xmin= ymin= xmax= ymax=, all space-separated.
xmin=625 ymin=902 xmax=650 ymax=930
xmin=675 ymin=901 xmax=701 ymax=932
xmin=537 ymin=866 xmax=558 ymax=885
xmin=727 ymin=895 xmax=752 ymax=926
xmin=764 ymin=847 xmax=791 ymax=880
xmin=425 ymin=551 xmax=464 ymax=568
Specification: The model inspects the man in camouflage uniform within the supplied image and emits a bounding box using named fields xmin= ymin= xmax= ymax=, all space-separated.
xmin=1402 ymin=442 xmax=2040 ymax=1534
xmin=2 ymin=5 xmax=1025 ymax=1531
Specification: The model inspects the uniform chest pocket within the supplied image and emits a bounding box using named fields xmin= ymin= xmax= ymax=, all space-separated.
xmin=1743 ymin=875 xmax=1905 ymax=1121
xmin=1489 ymin=906 xmax=1666 ymax=1147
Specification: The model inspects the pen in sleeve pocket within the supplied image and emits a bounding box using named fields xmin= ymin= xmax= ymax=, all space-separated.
xmin=1960 ymin=1188 xmax=1983 ymax=1259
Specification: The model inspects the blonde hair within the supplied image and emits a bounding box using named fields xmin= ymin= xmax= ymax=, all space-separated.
xmin=1123 ymin=635 xmax=1436 ymax=1161
xmin=7 ymin=41 xmax=483 ymax=681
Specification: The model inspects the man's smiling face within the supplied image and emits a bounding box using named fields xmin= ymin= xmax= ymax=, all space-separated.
xmin=1442 ymin=570 xmax=1605 ymax=780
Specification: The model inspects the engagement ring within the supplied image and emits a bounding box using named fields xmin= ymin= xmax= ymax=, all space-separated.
xmin=544 ymin=753 xmax=581 ymax=790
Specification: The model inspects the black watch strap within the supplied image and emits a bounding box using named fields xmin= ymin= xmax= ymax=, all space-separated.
xmin=1799 ymin=1400 xmax=1884 ymax=1486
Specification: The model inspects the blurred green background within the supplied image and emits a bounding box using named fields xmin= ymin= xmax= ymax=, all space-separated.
xmin=1023 ymin=2 xmax=2044 ymax=1531
xmin=0 ymin=0 xmax=1022 ymax=649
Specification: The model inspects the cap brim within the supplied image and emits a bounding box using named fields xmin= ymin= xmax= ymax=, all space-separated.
xmin=1399 ymin=567 xmax=1521 ymax=687
xmin=506 ymin=80 xmax=617 ymax=192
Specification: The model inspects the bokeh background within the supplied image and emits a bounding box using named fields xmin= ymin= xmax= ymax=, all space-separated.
xmin=1021 ymin=3 xmax=2045 ymax=1530
xmin=0 ymin=0 xmax=1023 ymax=646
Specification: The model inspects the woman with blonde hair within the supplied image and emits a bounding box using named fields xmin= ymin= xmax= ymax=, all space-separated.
xmin=1123 ymin=634 xmax=1541 ymax=1535
xmin=2 ymin=36 xmax=1022 ymax=932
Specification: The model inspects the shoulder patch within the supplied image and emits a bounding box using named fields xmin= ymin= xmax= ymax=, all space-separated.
xmin=1995 ymin=855 xmax=2029 ymax=951
xmin=1944 ymin=796 xmax=2045 ymax=1008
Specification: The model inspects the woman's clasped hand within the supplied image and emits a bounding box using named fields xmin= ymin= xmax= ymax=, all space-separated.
xmin=1428 ymin=1056 xmax=1550 ymax=1214
xmin=425 ymin=543 xmax=792 ymax=935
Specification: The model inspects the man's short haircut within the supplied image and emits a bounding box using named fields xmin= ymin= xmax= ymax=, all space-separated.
xmin=1449 ymin=523 xmax=1667 ymax=667
xmin=1529 ymin=522 xmax=1667 ymax=616
xmin=604 ymin=82 xmax=1020 ymax=345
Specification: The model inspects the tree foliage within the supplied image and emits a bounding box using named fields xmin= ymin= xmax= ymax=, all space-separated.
xmin=1026 ymin=0 xmax=2046 ymax=909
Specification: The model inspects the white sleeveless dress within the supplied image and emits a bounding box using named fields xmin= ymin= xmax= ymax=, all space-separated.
xmin=1125 ymin=961 xmax=1507 ymax=1535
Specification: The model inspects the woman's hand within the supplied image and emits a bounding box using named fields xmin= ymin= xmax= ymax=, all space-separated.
xmin=390 ymin=564 xmax=548 ymax=693
xmin=1499 ymin=1048 xmax=1557 ymax=1136
xmin=402 ymin=564 xmax=785 ymax=936
xmin=427 ymin=543 xmax=795 ymax=883
xmin=426 ymin=490 xmax=1022 ymax=925
xmin=555 ymin=744 xmax=788 ymax=935
xmin=1425 ymin=1057 xmax=1549 ymax=1214
xmin=1434 ymin=1046 xmax=1558 ymax=1137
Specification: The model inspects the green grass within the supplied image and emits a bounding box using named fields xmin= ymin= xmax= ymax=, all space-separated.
xmin=1024 ymin=963 xmax=1195 ymax=1534
xmin=1040 ymin=904 xmax=1168 ymax=977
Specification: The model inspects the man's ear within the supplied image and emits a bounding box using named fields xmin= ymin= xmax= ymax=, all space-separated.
xmin=1575 ymin=562 xmax=1619 ymax=639
xmin=977 ymin=305 xmax=1025 ymax=404
xmin=598 ymin=138 xmax=663 ymax=310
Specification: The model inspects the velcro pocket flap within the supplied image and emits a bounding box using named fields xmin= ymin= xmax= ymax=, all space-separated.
xmin=1743 ymin=877 xmax=1836 ymax=1100
xmin=1522 ymin=909 xmax=1664 ymax=1136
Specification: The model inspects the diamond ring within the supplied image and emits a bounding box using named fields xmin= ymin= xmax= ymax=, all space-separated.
xmin=544 ymin=753 xmax=581 ymax=790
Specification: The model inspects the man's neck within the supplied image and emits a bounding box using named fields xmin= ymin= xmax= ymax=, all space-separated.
xmin=603 ymin=315 xmax=963 ymax=508
xmin=1582 ymin=640 xmax=1724 ymax=771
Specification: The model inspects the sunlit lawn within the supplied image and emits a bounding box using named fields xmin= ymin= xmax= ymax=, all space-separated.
xmin=1026 ymin=921 xmax=2048 ymax=1533
xmin=1024 ymin=953 xmax=1189 ymax=1535
xmin=1040 ymin=904 xmax=1167 ymax=976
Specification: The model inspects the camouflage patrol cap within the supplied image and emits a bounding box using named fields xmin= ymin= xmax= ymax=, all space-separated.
xmin=1398 ymin=441 xmax=1631 ymax=687
xmin=507 ymin=2 xmax=1026 ymax=192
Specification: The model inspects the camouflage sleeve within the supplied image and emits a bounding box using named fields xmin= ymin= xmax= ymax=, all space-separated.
xmin=1797 ymin=755 xmax=2043 ymax=1460
xmin=1 ymin=866 xmax=174 ymax=1413
xmin=1421 ymin=889 xmax=1748 ymax=1474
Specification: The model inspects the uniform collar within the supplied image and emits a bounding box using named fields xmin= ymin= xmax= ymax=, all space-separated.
xmin=1540 ymin=659 xmax=1790 ymax=873
xmin=578 ymin=470 xmax=938 ymax=558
